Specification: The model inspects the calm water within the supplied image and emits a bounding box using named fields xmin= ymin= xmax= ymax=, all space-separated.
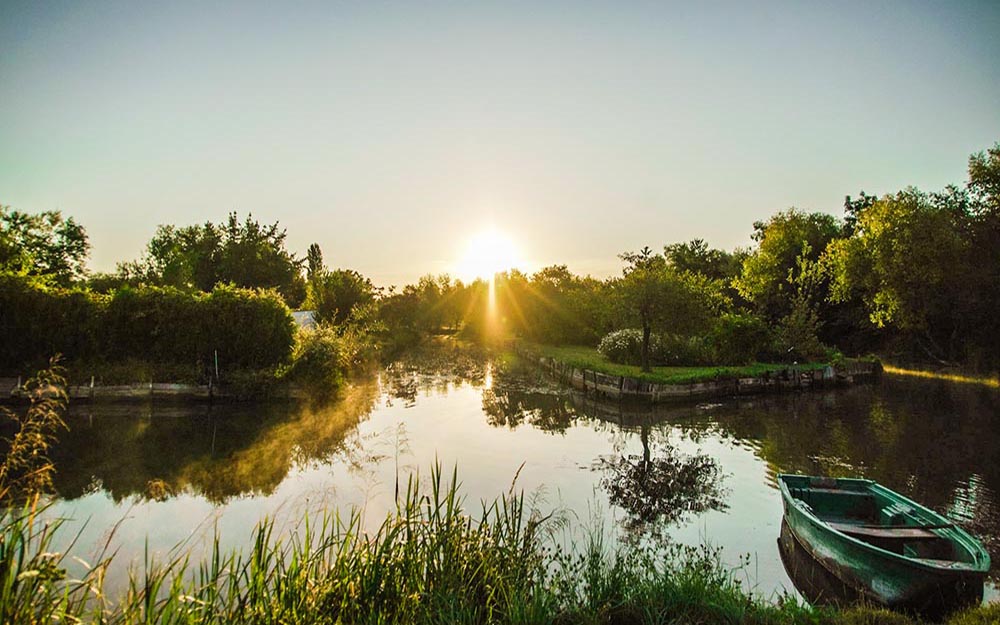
xmin=40 ymin=343 xmax=1000 ymax=601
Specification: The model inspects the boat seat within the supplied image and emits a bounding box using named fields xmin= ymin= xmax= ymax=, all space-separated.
xmin=829 ymin=522 xmax=942 ymax=541
xmin=882 ymin=502 xmax=914 ymax=525
xmin=792 ymin=488 xmax=877 ymax=519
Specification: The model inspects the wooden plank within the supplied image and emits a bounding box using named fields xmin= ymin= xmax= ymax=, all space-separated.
xmin=828 ymin=522 xmax=941 ymax=541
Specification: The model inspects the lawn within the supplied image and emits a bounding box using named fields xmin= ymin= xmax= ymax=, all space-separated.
xmin=523 ymin=343 xmax=827 ymax=385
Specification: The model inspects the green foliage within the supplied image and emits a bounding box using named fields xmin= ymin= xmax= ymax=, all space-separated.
xmin=284 ymin=326 xmax=348 ymax=395
xmin=615 ymin=247 xmax=718 ymax=371
xmin=0 ymin=275 xmax=295 ymax=373
xmin=0 ymin=274 xmax=104 ymax=370
xmin=825 ymin=188 xmax=971 ymax=363
xmin=664 ymin=238 xmax=744 ymax=281
xmin=735 ymin=208 xmax=841 ymax=322
xmin=0 ymin=206 xmax=90 ymax=286
xmin=307 ymin=268 xmax=377 ymax=326
xmin=118 ymin=212 xmax=306 ymax=307
xmin=775 ymin=292 xmax=828 ymax=361
xmin=305 ymin=242 xmax=324 ymax=281
xmin=502 ymin=266 xmax=610 ymax=345
xmin=710 ymin=313 xmax=773 ymax=365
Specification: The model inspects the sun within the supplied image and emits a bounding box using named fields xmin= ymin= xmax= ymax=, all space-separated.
xmin=456 ymin=228 xmax=522 ymax=282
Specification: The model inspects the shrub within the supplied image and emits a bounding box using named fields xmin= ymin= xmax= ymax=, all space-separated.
xmin=659 ymin=333 xmax=713 ymax=366
xmin=0 ymin=275 xmax=104 ymax=371
xmin=710 ymin=313 xmax=772 ymax=365
xmin=0 ymin=275 xmax=295 ymax=374
xmin=774 ymin=295 xmax=827 ymax=361
xmin=201 ymin=285 xmax=296 ymax=370
xmin=284 ymin=326 xmax=348 ymax=396
xmin=598 ymin=329 xmax=661 ymax=365
xmin=599 ymin=329 xmax=714 ymax=366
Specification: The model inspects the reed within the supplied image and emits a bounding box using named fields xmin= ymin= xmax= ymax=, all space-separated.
xmin=2 ymin=466 xmax=996 ymax=624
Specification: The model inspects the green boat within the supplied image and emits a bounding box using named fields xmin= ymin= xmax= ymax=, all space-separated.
xmin=778 ymin=474 xmax=990 ymax=616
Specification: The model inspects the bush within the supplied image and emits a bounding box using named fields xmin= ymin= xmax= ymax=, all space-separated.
xmin=659 ymin=333 xmax=713 ymax=366
xmin=0 ymin=275 xmax=104 ymax=371
xmin=598 ymin=329 xmax=660 ymax=365
xmin=598 ymin=329 xmax=713 ymax=366
xmin=774 ymin=295 xmax=827 ymax=361
xmin=710 ymin=313 xmax=772 ymax=365
xmin=284 ymin=326 xmax=348 ymax=396
xmin=0 ymin=275 xmax=296 ymax=374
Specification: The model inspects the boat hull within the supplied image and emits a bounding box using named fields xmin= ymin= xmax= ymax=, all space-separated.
xmin=780 ymin=482 xmax=985 ymax=618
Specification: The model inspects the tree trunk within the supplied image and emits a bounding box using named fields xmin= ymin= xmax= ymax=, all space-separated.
xmin=641 ymin=322 xmax=652 ymax=372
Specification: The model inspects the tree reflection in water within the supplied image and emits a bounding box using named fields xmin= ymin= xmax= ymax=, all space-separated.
xmin=50 ymin=381 xmax=381 ymax=503
xmin=598 ymin=421 xmax=727 ymax=532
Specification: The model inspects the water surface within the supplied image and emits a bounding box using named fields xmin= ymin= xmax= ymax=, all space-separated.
xmin=43 ymin=344 xmax=1000 ymax=601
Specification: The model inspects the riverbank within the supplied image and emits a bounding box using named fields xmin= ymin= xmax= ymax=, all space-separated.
xmin=515 ymin=342 xmax=881 ymax=402
xmin=0 ymin=376 xmax=310 ymax=403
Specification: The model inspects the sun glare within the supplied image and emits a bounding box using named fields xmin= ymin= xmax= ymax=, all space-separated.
xmin=456 ymin=228 xmax=521 ymax=282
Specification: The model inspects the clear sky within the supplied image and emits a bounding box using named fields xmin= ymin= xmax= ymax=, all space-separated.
xmin=2 ymin=1 xmax=998 ymax=287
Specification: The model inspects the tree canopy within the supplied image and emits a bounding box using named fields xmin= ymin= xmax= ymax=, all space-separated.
xmin=0 ymin=206 xmax=89 ymax=286
xmin=119 ymin=213 xmax=306 ymax=307
xmin=614 ymin=247 xmax=717 ymax=371
xmin=734 ymin=209 xmax=841 ymax=322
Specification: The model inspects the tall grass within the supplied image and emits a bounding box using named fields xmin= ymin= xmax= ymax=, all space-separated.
xmin=0 ymin=359 xmax=68 ymax=503
xmin=2 ymin=465 xmax=996 ymax=625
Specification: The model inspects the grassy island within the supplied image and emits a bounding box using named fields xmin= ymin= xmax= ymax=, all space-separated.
xmin=522 ymin=343 xmax=829 ymax=386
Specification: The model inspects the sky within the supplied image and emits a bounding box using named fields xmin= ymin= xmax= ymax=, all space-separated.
xmin=2 ymin=1 xmax=999 ymax=287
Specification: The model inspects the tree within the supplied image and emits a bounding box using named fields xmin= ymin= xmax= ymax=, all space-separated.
xmin=842 ymin=191 xmax=878 ymax=237
xmin=307 ymin=268 xmax=377 ymax=326
xmin=119 ymin=213 xmax=306 ymax=307
xmin=734 ymin=209 xmax=841 ymax=323
xmin=615 ymin=247 xmax=716 ymax=372
xmin=0 ymin=206 xmax=90 ymax=285
xmin=966 ymin=142 xmax=1000 ymax=371
xmin=118 ymin=222 xmax=222 ymax=290
xmin=825 ymin=188 xmax=970 ymax=363
xmin=664 ymin=239 xmax=743 ymax=282
xmin=306 ymin=243 xmax=324 ymax=282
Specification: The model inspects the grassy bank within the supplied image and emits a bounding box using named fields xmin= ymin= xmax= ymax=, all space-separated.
xmin=3 ymin=467 xmax=997 ymax=625
xmin=523 ymin=343 xmax=828 ymax=385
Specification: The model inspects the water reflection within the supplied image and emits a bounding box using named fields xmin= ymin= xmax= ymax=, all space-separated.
xmin=596 ymin=422 xmax=727 ymax=532
xmin=51 ymin=382 xmax=380 ymax=503
xmin=39 ymin=342 xmax=1000 ymax=592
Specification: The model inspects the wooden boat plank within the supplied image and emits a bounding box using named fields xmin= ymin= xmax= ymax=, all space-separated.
xmin=827 ymin=522 xmax=941 ymax=541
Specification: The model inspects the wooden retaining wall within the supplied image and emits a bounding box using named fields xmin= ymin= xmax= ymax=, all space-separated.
xmin=519 ymin=350 xmax=880 ymax=404
xmin=0 ymin=377 xmax=308 ymax=403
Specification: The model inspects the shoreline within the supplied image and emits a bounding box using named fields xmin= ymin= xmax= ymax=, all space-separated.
xmin=514 ymin=343 xmax=881 ymax=402
xmin=0 ymin=377 xmax=310 ymax=403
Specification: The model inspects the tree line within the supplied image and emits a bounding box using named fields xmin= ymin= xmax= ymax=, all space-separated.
xmin=2 ymin=140 xmax=998 ymax=375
